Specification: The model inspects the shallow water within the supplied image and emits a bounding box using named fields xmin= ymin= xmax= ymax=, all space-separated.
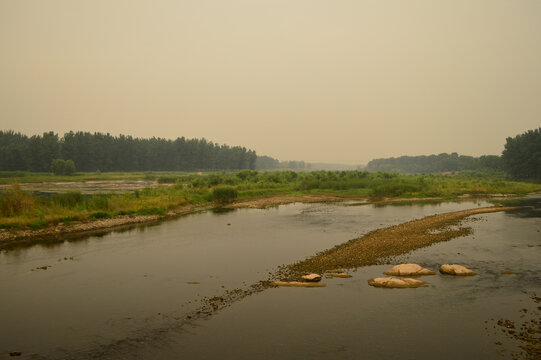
xmin=0 ymin=198 xmax=539 ymax=359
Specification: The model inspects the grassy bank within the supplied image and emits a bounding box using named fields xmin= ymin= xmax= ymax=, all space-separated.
xmin=0 ymin=170 xmax=540 ymax=230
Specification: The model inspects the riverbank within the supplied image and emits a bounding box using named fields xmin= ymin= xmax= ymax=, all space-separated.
xmin=0 ymin=191 xmax=526 ymax=250
xmin=0 ymin=191 xmax=528 ymax=250
xmin=1 ymin=170 xmax=539 ymax=234
xmin=0 ymin=194 xmax=353 ymax=249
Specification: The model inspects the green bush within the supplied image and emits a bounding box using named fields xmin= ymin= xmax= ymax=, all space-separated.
xmin=207 ymin=174 xmax=223 ymax=186
xmin=212 ymin=186 xmax=238 ymax=204
xmin=143 ymin=172 xmax=156 ymax=180
xmin=89 ymin=211 xmax=110 ymax=219
xmin=157 ymin=176 xmax=177 ymax=184
xmin=50 ymin=192 xmax=84 ymax=208
xmin=136 ymin=207 xmax=166 ymax=216
xmin=372 ymin=183 xmax=422 ymax=197
xmin=50 ymin=159 xmax=76 ymax=175
xmin=0 ymin=184 xmax=34 ymax=216
xmin=88 ymin=195 xmax=109 ymax=210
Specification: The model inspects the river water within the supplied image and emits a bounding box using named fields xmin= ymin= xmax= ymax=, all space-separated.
xmin=0 ymin=198 xmax=539 ymax=359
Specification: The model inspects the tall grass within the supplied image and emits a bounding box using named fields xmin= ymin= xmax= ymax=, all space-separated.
xmin=0 ymin=170 xmax=539 ymax=229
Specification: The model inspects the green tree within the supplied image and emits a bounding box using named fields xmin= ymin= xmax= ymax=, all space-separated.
xmin=50 ymin=159 xmax=76 ymax=175
xmin=502 ymin=128 xmax=541 ymax=181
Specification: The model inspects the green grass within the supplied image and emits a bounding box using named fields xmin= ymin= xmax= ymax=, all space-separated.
xmin=0 ymin=170 xmax=539 ymax=230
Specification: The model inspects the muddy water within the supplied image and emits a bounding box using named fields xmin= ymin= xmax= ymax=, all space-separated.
xmin=0 ymin=199 xmax=538 ymax=359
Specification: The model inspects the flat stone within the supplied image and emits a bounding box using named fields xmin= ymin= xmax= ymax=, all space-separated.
xmin=273 ymin=281 xmax=327 ymax=288
xmin=501 ymin=270 xmax=515 ymax=275
xmin=327 ymin=269 xmax=343 ymax=273
xmin=367 ymin=277 xmax=428 ymax=288
xmin=439 ymin=264 xmax=476 ymax=276
xmin=301 ymin=273 xmax=322 ymax=282
xmin=383 ymin=264 xmax=435 ymax=276
xmin=326 ymin=272 xmax=352 ymax=278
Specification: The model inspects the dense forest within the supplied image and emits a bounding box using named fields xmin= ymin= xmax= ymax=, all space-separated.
xmin=255 ymin=155 xmax=311 ymax=170
xmin=0 ymin=131 xmax=258 ymax=172
xmin=366 ymin=153 xmax=502 ymax=174
xmin=502 ymin=128 xmax=541 ymax=181
xmin=366 ymin=128 xmax=541 ymax=182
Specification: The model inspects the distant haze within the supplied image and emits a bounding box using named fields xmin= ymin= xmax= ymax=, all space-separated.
xmin=1 ymin=0 xmax=540 ymax=164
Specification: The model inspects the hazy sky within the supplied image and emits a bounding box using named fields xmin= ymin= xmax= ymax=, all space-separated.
xmin=1 ymin=0 xmax=540 ymax=164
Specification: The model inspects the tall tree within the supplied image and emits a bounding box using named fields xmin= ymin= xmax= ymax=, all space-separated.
xmin=502 ymin=128 xmax=541 ymax=181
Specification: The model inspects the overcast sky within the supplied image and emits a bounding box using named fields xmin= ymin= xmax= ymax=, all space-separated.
xmin=1 ymin=0 xmax=540 ymax=164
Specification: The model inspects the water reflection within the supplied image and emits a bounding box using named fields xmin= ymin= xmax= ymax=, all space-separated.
xmin=0 ymin=197 xmax=538 ymax=359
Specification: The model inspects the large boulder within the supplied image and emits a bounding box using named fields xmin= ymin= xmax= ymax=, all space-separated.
xmin=439 ymin=264 xmax=476 ymax=276
xmin=367 ymin=277 xmax=428 ymax=288
xmin=383 ymin=264 xmax=435 ymax=276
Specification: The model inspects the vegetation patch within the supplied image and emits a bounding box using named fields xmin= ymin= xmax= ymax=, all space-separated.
xmin=89 ymin=211 xmax=110 ymax=219
xmin=212 ymin=186 xmax=238 ymax=204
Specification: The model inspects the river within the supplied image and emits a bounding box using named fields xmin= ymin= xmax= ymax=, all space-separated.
xmin=1 ymin=197 xmax=539 ymax=359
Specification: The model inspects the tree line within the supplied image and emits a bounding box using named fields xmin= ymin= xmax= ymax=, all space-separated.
xmin=0 ymin=130 xmax=258 ymax=172
xmin=366 ymin=128 xmax=541 ymax=181
xmin=366 ymin=153 xmax=503 ymax=174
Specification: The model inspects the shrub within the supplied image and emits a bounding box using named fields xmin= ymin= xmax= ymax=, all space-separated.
xmin=50 ymin=192 xmax=84 ymax=208
xmin=143 ymin=172 xmax=156 ymax=180
xmin=50 ymin=159 xmax=76 ymax=175
xmin=136 ymin=207 xmax=166 ymax=216
xmin=372 ymin=183 xmax=422 ymax=197
xmin=191 ymin=178 xmax=206 ymax=188
xmin=212 ymin=186 xmax=238 ymax=204
xmin=0 ymin=184 xmax=34 ymax=217
xmin=157 ymin=176 xmax=177 ymax=184
xmin=89 ymin=211 xmax=110 ymax=219
xmin=207 ymin=174 xmax=223 ymax=186
xmin=88 ymin=195 xmax=109 ymax=210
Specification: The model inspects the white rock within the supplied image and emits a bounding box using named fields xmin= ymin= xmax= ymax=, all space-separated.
xmin=439 ymin=264 xmax=476 ymax=276
xmin=367 ymin=277 xmax=428 ymax=288
xmin=383 ymin=264 xmax=435 ymax=276
xmin=301 ymin=273 xmax=322 ymax=282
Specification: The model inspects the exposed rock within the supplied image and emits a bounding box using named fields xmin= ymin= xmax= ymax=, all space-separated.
xmin=383 ymin=263 xmax=435 ymax=276
xmin=301 ymin=273 xmax=322 ymax=282
xmin=326 ymin=272 xmax=352 ymax=278
xmin=367 ymin=277 xmax=427 ymax=288
xmin=273 ymin=281 xmax=327 ymax=288
xmin=186 ymin=281 xmax=200 ymax=285
xmin=9 ymin=351 xmax=22 ymax=357
xmin=439 ymin=264 xmax=476 ymax=276
xmin=501 ymin=270 xmax=515 ymax=275
xmin=327 ymin=269 xmax=343 ymax=273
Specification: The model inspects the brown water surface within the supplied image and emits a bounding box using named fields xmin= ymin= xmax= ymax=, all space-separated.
xmin=1 ymin=198 xmax=539 ymax=359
